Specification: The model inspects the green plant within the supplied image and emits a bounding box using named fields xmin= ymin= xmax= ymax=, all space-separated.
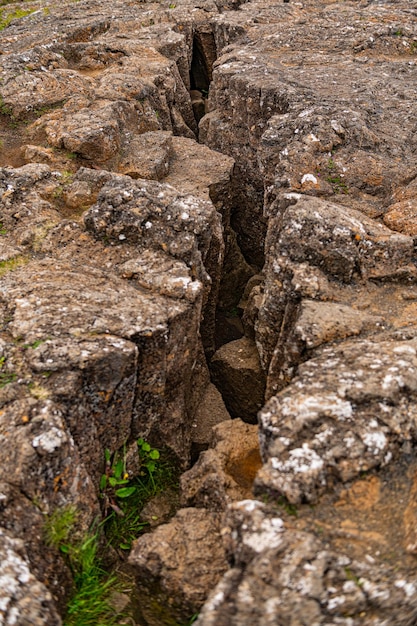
xmin=44 ymin=504 xmax=78 ymax=552
xmin=0 ymin=222 xmax=6 ymax=235
xmin=0 ymin=256 xmax=28 ymax=276
xmin=24 ymin=338 xmax=48 ymax=349
xmin=44 ymin=507 xmax=122 ymax=626
xmin=64 ymin=532 xmax=120 ymax=626
xmin=178 ymin=614 xmax=199 ymax=626
xmin=344 ymin=567 xmax=363 ymax=589
xmin=0 ymin=355 xmax=16 ymax=387
xmin=326 ymin=174 xmax=349 ymax=194
xmin=0 ymin=96 xmax=13 ymax=117
xmin=101 ymin=439 xmax=178 ymax=550
xmin=276 ymin=495 xmax=298 ymax=517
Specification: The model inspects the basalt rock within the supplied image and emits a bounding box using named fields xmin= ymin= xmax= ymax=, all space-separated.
xmin=180 ymin=418 xmax=261 ymax=510
xmin=196 ymin=500 xmax=417 ymax=626
xmin=1 ymin=0 xmax=417 ymax=623
xmin=128 ymin=507 xmax=228 ymax=625
xmin=0 ymin=161 xmax=226 ymax=619
xmin=210 ymin=337 xmax=266 ymax=422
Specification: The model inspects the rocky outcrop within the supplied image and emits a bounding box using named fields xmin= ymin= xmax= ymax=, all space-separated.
xmin=181 ymin=418 xmax=261 ymax=510
xmin=196 ymin=500 xmax=417 ymax=626
xmin=1 ymin=0 xmax=417 ymax=623
xmin=0 ymin=158 xmax=229 ymax=620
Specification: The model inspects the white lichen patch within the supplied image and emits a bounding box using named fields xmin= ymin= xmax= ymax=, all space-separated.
xmin=242 ymin=517 xmax=285 ymax=553
xmin=301 ymin=173 xmax=318 ymax=185
xmin=32 ymin=426 xmax=66 ymax=453
xmin=271 ymin=444 xmax=324 ymax=475
xmin=280 ymin=393 xmax=353 ymax=422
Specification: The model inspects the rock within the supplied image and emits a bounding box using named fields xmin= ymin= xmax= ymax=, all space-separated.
xmin=0 ymin=159 xmax=227 ymax=616
xmin=128 ymin=508 xmax=228 ymax=624
xmin=1 ymin=0 xmax=417 ymax=623
xmin=43 ymin=100 xmax=135 ymax=162
xmin=181 ymin=418 xmax=261 ymax=510
xmin=210 ymin=337 xmax=265 ymax=422
xmin=196 ymin=500 xmax=417 ymax=626
xmin=384 ymin=199 xmax=417 ymax=236
xmin=118 ymin=131 xmax=172 ymax=180
xmin=139 ymin=489 xmax=179 ymax=530
xmin=255 ymin=194 xmax=416 ymax=397
xmin=0 ymin=529 xmax=62 ymax=626
xmin=255 ymin=332 xmax=417 ymax=504
xmin=162 ymin=135 xmax=235 ymax=355
xmin=191 ymin=382 xmax=231 ymax=451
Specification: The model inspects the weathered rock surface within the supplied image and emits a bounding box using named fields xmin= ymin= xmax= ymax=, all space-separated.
xmin=0 ymin=529 xmax=62 ymax=626
xmin=181 ymin=418 xmax=261 ymax=510
xmin=190 ymin=382 xmax=231 ymax=451
xmin=196 ymin=500 xmax=417 ymax=626
xmin=0 ymin=159 xmax=228 ymax=618
xmin=210 ymin=337 xmax=265 ymax=421
xmin=128 ymin=508 xmax=228 ymax=624
xmin=1 ymin=0 xmax=417 ymax=623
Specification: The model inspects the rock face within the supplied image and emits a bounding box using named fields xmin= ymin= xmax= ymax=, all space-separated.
xmin=181 ymin=418 xmax=261 ymax=510
xmin=128 ymin=508 xmax=228 ymax=624
xmin=196 ymin=501 xmax=417 ymax=626
xmin=1 ymin=0 xmax=417 ymax=624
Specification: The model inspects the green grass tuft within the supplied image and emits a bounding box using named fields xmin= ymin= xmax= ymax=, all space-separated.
xmin=64 ymin=533 xmax=120 ymax=626
xmin=44 ymin=506 xmax=122 ymax=626
xmin=0 ymin=256 xmax=28 ymax=276
xmin=44 ymin=505 xmax=77 ymax=550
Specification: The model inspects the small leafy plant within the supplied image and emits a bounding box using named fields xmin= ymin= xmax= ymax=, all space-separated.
xmin=101 ymin=438 xmax=177 ymax=550
xmin=100 ymin=445 xmax=135 ymax=514
xmin=326 ymin=174 xmax=349 ymax=194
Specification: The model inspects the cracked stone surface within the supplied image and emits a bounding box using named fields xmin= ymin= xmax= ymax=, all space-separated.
xmin=1 ymin=0 xmax=417 ymax=623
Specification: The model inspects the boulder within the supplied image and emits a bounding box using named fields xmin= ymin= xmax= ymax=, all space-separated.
xmin=210 ymin=337 xmax=265 ymax=422
xmin=128 ymin=508 xmax=228 ymax=624
xmin=181 ymin=419 xmax=261 ymax=510
xmin=196 ymin=500 xmax=417 ymax=626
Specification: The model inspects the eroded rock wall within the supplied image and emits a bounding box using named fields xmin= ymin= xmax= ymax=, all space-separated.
xmin=1 ymin=0 xmax=417 ymax=624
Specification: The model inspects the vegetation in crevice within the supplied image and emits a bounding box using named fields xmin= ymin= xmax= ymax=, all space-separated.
xmin=101 ymin=438 xmax=180 ymax=551
xmin=44 ymin=506 xmax=123 ymax=626
xmin=0 ymin=255 xmax=28 ymax=276
xmin=42 ymin=438 xmax=182 ymax=626
xmin=0 ymin=355 xmax=17 ymax=387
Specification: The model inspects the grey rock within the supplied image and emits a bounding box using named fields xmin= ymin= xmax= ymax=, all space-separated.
xmin=196 ymin=501 xmax=417 ymax=626
xmin=0 ymin=529 xmax=62 ymax=626
xmin=191 ymin=382 xmax=231 ymax=449
xmin=256 ymin=333 xmax=417 ymax=504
